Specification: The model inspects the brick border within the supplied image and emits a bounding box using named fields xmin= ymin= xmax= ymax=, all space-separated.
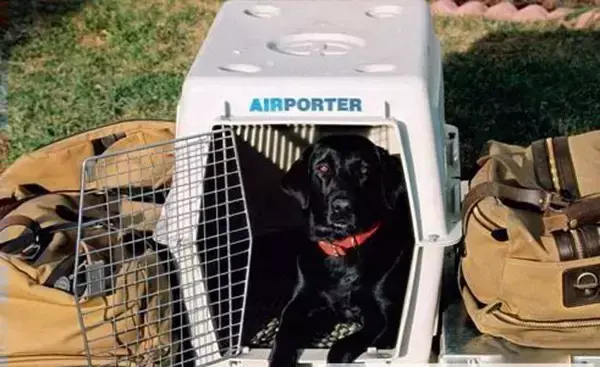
xmin=431 ymin=0 xmax=600 ymax=29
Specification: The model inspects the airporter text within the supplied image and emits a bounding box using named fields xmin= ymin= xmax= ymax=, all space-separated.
xmin=249 ymin=97 xmax=363 ymax=113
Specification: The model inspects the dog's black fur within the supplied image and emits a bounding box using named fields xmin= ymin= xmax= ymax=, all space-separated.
xmin=268 ymin=134 xmax=414 ymax=366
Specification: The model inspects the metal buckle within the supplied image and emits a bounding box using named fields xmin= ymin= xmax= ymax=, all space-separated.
xmin=542 ymin=191 xmax=572 ymax=212
xmin=563 ymin=265 xmax=600 ymax=307
xmin=20 ymin=244 xmax=40 ymax=260
xmin=20 ymin=235 xmax=41 ymax=260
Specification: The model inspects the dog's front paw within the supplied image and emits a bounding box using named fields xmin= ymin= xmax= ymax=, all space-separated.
xmin=268 ymin=356 xmax=296 ymax=367
xmin=268 ymin=347 xmax=298 ymax=367
xmin=326 ymin=338 xmax=365 ymax=365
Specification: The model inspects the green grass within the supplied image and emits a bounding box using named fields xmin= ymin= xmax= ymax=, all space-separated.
xmin=5 ymin=0 xmax=600 ymax=177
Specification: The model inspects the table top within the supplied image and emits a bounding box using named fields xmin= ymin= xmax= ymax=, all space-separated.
xmin=438 ymin=247 xmax=600 ymax=365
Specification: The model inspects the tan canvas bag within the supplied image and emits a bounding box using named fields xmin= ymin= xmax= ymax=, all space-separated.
xmin=0 ymin=120 xmax=180 ymax=366
xmin=0 ymin=119 xmax=175 ymax=197
xmin=460 ymin=128 xmax=600 ymax=349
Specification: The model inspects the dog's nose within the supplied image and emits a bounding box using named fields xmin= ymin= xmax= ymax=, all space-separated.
xmin=332 ymin=198 xmax=352 ymax=214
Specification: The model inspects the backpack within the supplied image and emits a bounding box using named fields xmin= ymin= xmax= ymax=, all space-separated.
xmin=0 ymin=119 xmax=181 ymax=366
xmin=460 ymin=128 xmax=600 ymax=349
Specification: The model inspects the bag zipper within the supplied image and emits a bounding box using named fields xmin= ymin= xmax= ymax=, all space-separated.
xmin=571 ymin=229 xmax=586 ymax=259
xmin=473 ymin=206 xmax=503 ymax=230
xmin=491 ymin=307 xmax=600 ymax=328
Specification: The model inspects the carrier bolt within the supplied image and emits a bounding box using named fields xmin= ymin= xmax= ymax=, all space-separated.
xmin=569 ymin=219 xmax=578 ymax=228
xmin=428 ymin=234 xmax=440 ymax=242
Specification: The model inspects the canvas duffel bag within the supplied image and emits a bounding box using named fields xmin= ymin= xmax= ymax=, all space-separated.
xmin=0 ymin=119 xmax=176 ymax=197
xmin=460 ymin=128 xmax=600 ymax=349
xmin=0 ymin=119 xmax=180 ymax=366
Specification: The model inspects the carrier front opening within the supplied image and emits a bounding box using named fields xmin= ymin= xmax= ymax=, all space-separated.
xmin=193 ymin=122 xmax=418 ymax=358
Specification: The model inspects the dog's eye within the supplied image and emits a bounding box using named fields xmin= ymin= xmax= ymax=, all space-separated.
xmin=316 ymin=163 xmax=330 ymax=174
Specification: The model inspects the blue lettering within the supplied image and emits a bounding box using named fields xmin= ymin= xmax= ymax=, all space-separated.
xmin=284 ymin=98 xmax=296 ymax=111
xmin=297 ymin=98 xmax=310 ymax=111
xmin=270 ymin=98 xmax=282 ymax=112
xmin=311 ymin=98 xmax=324 ymax=111
xmin=349 ymin=98 xmax=362 ymax=112
xmin=338 ymin=98 xmax=349 ymax=111
xmin=249 ymin=97 xmax=363 ymax=113
xmin=324 ymin=98 xmax=336 ymax=111
xmin=249 ymin=98 xmax=262 ymax=112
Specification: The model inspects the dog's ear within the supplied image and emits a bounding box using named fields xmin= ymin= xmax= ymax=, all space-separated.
xmin=376 ymin=146 xmax=406 ymax=210
xmin=281 ymin=146 xmax=314 ymax=210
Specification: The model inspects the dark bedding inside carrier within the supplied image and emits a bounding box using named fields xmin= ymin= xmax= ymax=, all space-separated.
xmin=194 ymin=129 xmax=401 ymax=353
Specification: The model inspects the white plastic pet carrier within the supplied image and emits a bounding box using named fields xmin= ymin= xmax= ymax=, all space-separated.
xmin=147 ymin=0 xmax=462 ymax=365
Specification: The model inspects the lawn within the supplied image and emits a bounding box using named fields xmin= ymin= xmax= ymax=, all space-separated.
xmin=4 ymin=0 xmax=600 ymax=177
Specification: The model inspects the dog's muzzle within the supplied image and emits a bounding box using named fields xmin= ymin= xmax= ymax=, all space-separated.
xmin=328 ymin=196 xmax=355 ymax=228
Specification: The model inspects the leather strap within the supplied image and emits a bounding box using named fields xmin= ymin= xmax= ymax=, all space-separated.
xmin=0 ymin=197 xmax=24 ymax=220
xmin=0 ymin=214 xmax=78 ymax=261
xmin=463 ymin=180 xmax=600 ymax=235
xmin=552 ymin=136 xmax=580 ymax=200
xmin=0 ymin=214 xmax=38 ymax=233
xmin=461 ymin=181 xmax=571 ymax=230
xmin=543 ymin=195 xmax=600 ymax=233
xmin=531 ymin=138 xmax=554 ymax=192
xmin=0 ymin=215 xmax=40 ymax=256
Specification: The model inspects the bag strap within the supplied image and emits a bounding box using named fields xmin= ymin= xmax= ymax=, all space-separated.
xmin=543 ymin=194 xmax=600 ymax=233
xmin=529 ymin=135 xmax=600 ymax=233
xmin=0 ymin=215 xmax=42 ymax=257
xmin=531 ymin=136 xmax=581 ymax=201
xmin=463 ymin=181 xmax=600 ymax=236
xmin=42 ymin=240 xmax=112 ymax=298
xmin=0 ymin=214 xmax=80 ymax=261
xmin=461 ymin=181 xmax=572 ymax=231
xmin=0 ymin=197 xmax=25 ymax=219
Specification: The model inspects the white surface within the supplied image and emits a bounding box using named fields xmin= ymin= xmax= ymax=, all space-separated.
xmin=190 ymin=0 xmax=430 ymax=78
xmin=157 ymin=0 xmax=462 ymax=365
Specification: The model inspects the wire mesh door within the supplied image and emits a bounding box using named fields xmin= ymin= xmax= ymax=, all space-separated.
xmin=73 ymin=127 xmax=253 ymax=366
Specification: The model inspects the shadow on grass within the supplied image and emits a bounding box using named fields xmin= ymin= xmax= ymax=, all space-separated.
xmin=438 ymin=25 xmax=600 ymax=357
xmin=443 ymin=26 xmax=600 ymax=179
xmin=1 ymin=0 xmax=88 ymax=152
xmin=1 ymin=0 xmax=88 ymax=59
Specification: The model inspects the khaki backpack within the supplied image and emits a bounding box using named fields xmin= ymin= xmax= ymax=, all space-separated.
xmin=460 ymin=128 xmax=600 ymax=349
xmin=0 ymin=120 xmax=182 ymax=366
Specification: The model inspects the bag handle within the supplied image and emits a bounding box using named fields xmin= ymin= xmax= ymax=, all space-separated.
xmin=463 ymin=181 xmax=600 ymax=235
xmin=0 ymin=214 xmax=110 ymax=297
xmin=542 ymin=194 xmax=600 ymax=233
xmin=0 ymin=213 xmax=81 ymax=261
xmin=461 ymin=181 xmax=571 ymax=230
xmin=0 ymin=215 xmax=42 ymax=258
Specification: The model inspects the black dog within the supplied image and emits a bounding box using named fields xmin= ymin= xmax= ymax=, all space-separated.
xmin=268 ymin=134 xmax=414 ymax=366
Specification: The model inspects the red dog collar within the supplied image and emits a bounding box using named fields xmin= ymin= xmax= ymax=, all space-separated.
xmin=318 ymin=222 xmax=382 ymax=257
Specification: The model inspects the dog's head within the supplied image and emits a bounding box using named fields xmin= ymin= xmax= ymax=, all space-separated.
xmin=281 ymin=134 xmax=406 ymax=241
